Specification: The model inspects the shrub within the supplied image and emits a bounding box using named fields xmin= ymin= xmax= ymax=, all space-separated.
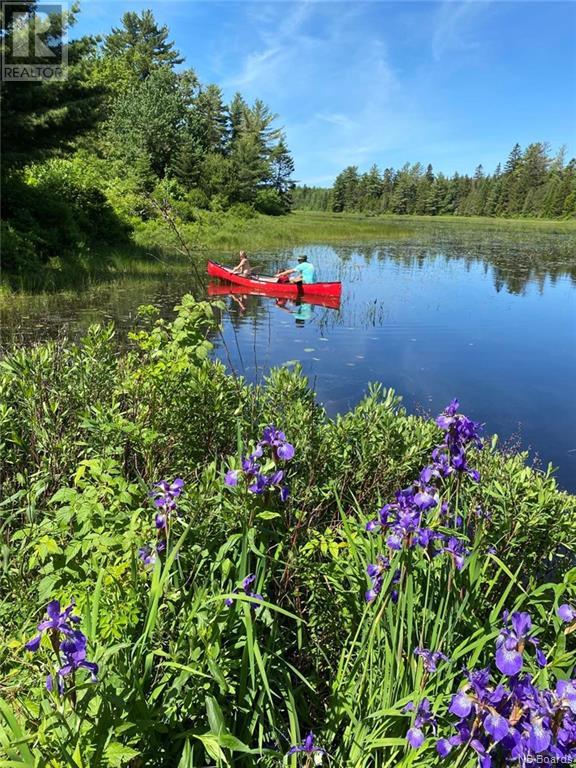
xmin=255 ymin=188 xmax=287 ymax=216
xmin=1 ymin=298 xmax=575 ymax=766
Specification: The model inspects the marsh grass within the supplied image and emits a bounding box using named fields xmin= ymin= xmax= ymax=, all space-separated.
xmin=137 ymin=210 xmax=576 ymax=254
xmin=3 ymin=211 xmax=575 ymax=297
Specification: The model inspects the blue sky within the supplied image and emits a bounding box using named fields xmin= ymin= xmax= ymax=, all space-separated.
xmin=73 ymin=1 xmax=576 ymax=185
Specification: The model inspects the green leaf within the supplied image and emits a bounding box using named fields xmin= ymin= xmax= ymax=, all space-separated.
xmin=194 ymin=734 xmax=228 ymax=764
xmin=104 ymin=742 xmax=141 ymax=767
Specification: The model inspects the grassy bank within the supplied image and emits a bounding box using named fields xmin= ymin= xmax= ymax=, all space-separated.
xmin=1 ymin=297 xmax=575 ymax=766
xmin=3 ymin=210 xmax=575 ymax=295
xmin=136 ymin=209 xmax=576 ymax=254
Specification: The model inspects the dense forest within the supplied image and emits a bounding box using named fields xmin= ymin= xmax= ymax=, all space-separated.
xmin=1 ymin=4 xmax=295 ymax=275
xmin=294 ymin=143 xmax=576 ymax=219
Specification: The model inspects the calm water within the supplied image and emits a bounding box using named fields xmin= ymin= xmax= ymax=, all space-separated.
xmin=2 ymin=235 xmax=576 ymax=490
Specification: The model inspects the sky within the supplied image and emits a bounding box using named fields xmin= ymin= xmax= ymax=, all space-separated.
xmin=73 ymin=0 xmax=576 ymax=185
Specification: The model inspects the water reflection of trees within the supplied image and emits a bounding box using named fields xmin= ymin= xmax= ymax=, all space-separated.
xmin=3 ymin=234 xmax=575 ymax=346
xmin=332 ymin=240 xmax=576 ymax=296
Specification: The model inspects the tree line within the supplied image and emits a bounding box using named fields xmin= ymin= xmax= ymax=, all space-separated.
xmin=1 ymin=5 xmax=295 ymax=275
xmin=293 ymin=143 xmax=576 ymax=219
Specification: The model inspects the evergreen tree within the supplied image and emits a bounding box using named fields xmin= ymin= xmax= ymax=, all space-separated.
xmin=103 ymin=10 xmax=183 ymax=81
xmin=268 ymin=139 xmax=295 ymax=210
xmin=194 ymin=84 xmax=229 ymax=154
xmin=228 ymin=135 xmax=269 ymax=204
xmin=243 ymin=99 xmax=283 ymax=154
xmin=504 ymin=143 xmax=523 ymax=174
xmin=332 ymin=166 xmax=360 ymax=211
xmin=228 ymin=92 xmax=249 ymax=148
xmin=1 ymin=28 xmax=104 ymax=169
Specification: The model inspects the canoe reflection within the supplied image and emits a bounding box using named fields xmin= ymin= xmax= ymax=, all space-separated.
xmin=274 ymin=297 xmax=313 ymax=326
xmin=207 ymin=282 xmax=341 ymax=311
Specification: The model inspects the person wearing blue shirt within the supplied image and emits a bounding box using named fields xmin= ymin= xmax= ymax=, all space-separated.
xmin=276 ymin=255 xmax=316 ymax=284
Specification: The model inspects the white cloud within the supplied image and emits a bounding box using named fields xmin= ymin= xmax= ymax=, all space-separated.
xmin=226 ymin=46 xmax=286 ymax=88
xmin=431 ymin=0 xmax=492 ymax=61
xmin=220 ymin=2 xmax=447 ymax=183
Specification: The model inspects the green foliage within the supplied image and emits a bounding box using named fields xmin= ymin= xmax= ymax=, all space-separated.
xmin=255 ymin=189 xmax=287 ymax=216
xmin=2 ymin=6 xmax=296 ymax=282
xmin=103 ymin=9 xmax=184 ymax=81
xmin=1 ymin=159 xmax=130 ymax=278
xmin=1 ymin=300 xmax=575 ymax=765
xmin=309 ymin=145 xmax=576 ymax=220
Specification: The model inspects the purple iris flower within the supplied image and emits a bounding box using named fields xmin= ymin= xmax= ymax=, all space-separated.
xmin=438 ymin=640 xmax=576 ymax=766
xmin=260 ymin=426 xmax=295 ymax=462
xmin=436 ymin=398 xmax=460 ymax=429
xmin=365 ymin=555 xmax=390 ymax=603
xmin=558 ymin=604 xmax=576 ymax=623
xmin=138 ymin=544 xmax=156 ymax=567
xmin=224 ymin=469 xmax=240 ymax=486
xmin=405 ymin=698 xmax=437 ymax=748
xmin=414 ymin=647 xmax=449 ymax=674
xmin=495 ymin=611 xmax=544 ymax=676
xmin=24 ymin=600 xmax=80 ymax=651
xmin=248 ymin=473 xmax=268 ymax=494
xmin=555 ymin=680 xmax=576 ymax=715
xmin=247 ymin=469 xmax=289 ymax=502
xmin=241 ymin=455 xmax=261 ymax=477
xmin=149 ymin=478 xmax=185 ymax=535
xmin=24 ymin=600 xmax=98 ymax=693
xmin=58 ymin=630 xmax=99 ymax=682
xmin=155 ymin=511 xmax=168 ymax=530
xmin=287 ymin=731 xmax=325 ymax=756
xmin=432 ymin=401 xmax=483 ymax=482
xmin=225 ymin=429 xmax=293 ymax=500
xmin=225 ymin=573 xmax=263 ymax=610
xmin=442 ymin=537 xmax=468 ymax=571
xmin=150 ymin=478 xmax=184 ymax=508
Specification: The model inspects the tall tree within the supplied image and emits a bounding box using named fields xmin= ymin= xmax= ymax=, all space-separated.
xmin=194 ymin=84 xmax=229 ymax=154
xmin=228 ymin=92 xmax=248 ymax=148
xmin=243 ymin=99 xmax=283 ymax=154
xmin=268 ymin=139 xmax=295 ymax=209
xmin=107 ymin=68 xmax=186 ymax=183
xmin=103 ymin=10 xmax=183 ymax=81
xmin=504 ymin=143 xmax=523 ymax=174
xmin=1 ymin=9 xmax=104 ymax=170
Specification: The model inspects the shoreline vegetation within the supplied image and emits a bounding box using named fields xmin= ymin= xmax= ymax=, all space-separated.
xmin=1 ymin=298 xmax=575 ymax=766
xmin=2 ymin=210 xmax=576 ymax=295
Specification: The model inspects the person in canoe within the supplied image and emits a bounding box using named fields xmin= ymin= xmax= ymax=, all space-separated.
xmin=231 ymin=250 xmax=252 ymax=277
xmin=276 ymin=255 xmax=315 ymax=285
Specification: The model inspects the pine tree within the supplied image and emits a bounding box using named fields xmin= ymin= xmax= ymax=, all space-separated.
xmin=268 ymin=139 xmax=295 ymax=210
xmin=504 ymin=143 xmax=522 ymax=174
xmin=243 ymin=99 xmax=283 ymax=154
xmin=194 ymin=84 xmax=229 ymax=154
xmin=103 ymin=10 xmax=183 ymax=81
xmin=228 ymin=92 xmax=248 ymax=148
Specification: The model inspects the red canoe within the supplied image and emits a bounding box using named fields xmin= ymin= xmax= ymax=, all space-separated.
xmin=207 ymin=282 xmax=341 ymax=310
xmin=207 ymin=260 xmax=342 ymax=299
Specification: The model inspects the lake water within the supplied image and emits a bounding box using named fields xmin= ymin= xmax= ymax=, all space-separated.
xmin=2 ymin=232 xmax=575 ymax=491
